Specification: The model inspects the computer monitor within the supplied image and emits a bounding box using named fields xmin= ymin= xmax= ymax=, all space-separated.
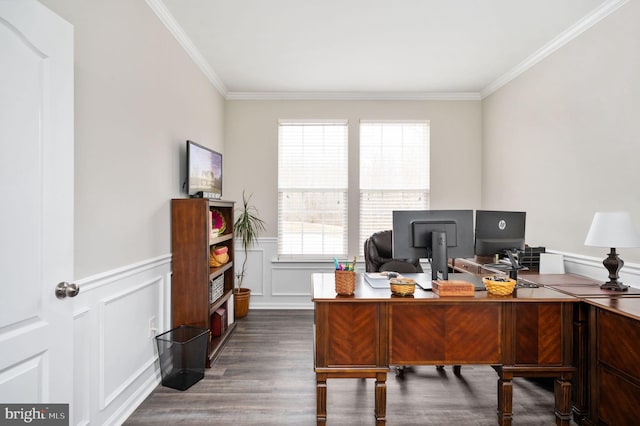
xmin=392 ymin=210 xmax=474 ymax=280
xmin=474 ymin=210 xmax=526 ymax=257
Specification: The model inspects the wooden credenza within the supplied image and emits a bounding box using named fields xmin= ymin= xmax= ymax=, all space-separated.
xmin=312 ymin=273 xmax=578 ymax=425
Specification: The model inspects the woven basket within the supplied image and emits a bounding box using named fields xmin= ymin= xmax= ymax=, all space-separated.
xmin=483 ymin=277 xmax=517 ymax=296
xmin=335 ymin=270 xmax=355 ymax=295
xmin=209 ymin=246 xmax=229 ymax=268
xmin=390 ymin=277 xmax=416 ymax=296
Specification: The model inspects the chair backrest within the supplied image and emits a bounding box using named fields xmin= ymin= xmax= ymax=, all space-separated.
xmin=364 ymin=230 xmax=423 ymax=273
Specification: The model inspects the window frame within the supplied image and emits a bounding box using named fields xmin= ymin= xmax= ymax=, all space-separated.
xmin=276 ymin=119 xmax=430 ymax=260
xmin=358 ymin=120 xmax=431 ymax=254
xmin=277 ymin=119 xmax=349 ymax=259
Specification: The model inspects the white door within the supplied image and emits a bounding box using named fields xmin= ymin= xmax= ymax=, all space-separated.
xmin=0 ymin=0 xmax=75 ymax=414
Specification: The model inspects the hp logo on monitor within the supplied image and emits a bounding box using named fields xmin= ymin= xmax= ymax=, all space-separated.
xmin=498 ymin=219 xmax=507 ymax=230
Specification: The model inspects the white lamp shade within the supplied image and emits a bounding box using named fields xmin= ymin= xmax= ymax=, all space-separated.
xmin=584 ymin=211 xmax=640 ymax=248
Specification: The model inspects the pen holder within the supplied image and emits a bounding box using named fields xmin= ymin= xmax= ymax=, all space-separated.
xmin=335 ymin=270 xmax=356 ymax=295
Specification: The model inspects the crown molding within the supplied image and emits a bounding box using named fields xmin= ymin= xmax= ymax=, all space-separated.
xmin=149 ymin=0 xmax=626 ymax=102
xmin=145 ymin=0 xmax=228 ymax=96
xmin=146 ymin=1 xmax=477 ymax=102
xmin=481 ymin=0 xmax=628 ymax=99
xmin=225 ymin=91 xmax=481 ymax=101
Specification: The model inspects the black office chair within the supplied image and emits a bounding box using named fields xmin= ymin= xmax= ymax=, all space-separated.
xmin=364 ymin=230 xmax=422 ymax=273
xmin=364 ymin=230 xmax=461 ymax=378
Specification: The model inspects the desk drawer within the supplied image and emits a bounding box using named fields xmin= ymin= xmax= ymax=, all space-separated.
xmin=598 ymin=309 xmax=640 ymax=382
xmin=597 ymin=367 xmax=640 ymax=424
xmin=390 ymin=303 xmax=501 ymax=365
xmin=513 ymin=303 xmax=564 ymax=365
xmin=315 ymin=303 xmax=384 ymax=368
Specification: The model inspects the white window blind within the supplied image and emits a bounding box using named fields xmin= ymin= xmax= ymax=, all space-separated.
xmin=359 ymin=121 xmax=430 ymax=252
xmin=278 ymin=120 xmax=348 ymax=257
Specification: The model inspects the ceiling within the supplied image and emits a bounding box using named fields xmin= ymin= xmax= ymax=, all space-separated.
xmin=154 ymin=0 xmax=620 ymax=99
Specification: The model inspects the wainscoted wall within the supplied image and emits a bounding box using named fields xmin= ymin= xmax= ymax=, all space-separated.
xmin=237 ymin=238 xmax=322 ymax=310
xmin=72 ymin=255 xmax=171 ymax=426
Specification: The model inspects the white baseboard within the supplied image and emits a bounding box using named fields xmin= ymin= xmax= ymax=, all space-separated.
xmin=107 ymin=371 xmax=161 ymax=426
xmin=251 ymin=303 xmax=314 ymax=310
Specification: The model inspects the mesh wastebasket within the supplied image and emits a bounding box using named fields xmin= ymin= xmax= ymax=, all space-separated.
xmin=155 ymin=325 xmax=209 ymax=391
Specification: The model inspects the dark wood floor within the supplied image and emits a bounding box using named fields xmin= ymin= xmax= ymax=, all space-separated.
xmin=125 ymin=310 xmax=577 ymax=425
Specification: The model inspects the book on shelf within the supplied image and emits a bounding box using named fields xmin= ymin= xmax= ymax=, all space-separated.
xmin=212 ymin=308 xmax=226 ymax=337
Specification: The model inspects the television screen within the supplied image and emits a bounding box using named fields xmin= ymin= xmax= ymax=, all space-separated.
xmin=186 ymin=140 xmax=222 ymax=198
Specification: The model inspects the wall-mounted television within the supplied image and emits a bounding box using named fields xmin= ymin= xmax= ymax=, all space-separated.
xmin=186 ymin=140 xmax=222 ymax=199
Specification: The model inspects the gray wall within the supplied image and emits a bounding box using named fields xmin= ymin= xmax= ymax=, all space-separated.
xmin=224 ymin=99 xmax=482 ymax=253
xmin=40 ymin=0 xmax=225 ymax=278
xmin=482 ymin=0 xmax=640 ymax=263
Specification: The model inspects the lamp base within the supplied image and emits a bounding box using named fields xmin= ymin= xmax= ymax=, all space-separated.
xmin=600 ymin=248 xmax=629 ymax=291
xmin=600 ymin=281 xmax=629 ymax=291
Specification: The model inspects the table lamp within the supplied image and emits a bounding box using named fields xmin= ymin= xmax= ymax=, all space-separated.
xmin=584 ymin=211 xmax=640 ymax=291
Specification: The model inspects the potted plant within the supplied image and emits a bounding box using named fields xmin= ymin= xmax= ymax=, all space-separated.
xmin=233 ymin=190 xmax=266 ymax=318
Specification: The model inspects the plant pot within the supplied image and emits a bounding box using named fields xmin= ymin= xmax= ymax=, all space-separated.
xmin=233 ymin=288 xmax=251 ymax=319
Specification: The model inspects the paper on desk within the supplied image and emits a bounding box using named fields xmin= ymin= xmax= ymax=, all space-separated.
xmin=539 ymin=253 xmax=565 ymax=274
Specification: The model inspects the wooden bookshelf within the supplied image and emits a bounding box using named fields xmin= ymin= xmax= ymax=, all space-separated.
xmin=171 ymin=198 xmax=236 ymax=367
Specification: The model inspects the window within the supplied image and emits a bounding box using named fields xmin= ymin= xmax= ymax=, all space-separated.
xmin=278 ymin=119 xmax=429 ymax=259
xmin=278 ymin=121 xmax=348 ymax=257
xmin=359 ymin=121 xmax=430 ymax=251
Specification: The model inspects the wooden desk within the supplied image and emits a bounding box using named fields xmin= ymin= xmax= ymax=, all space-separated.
xmin=312 ymin=273 xmax=578 ymax=425
xmin=452 ymin=259 xmax=640 ymax=424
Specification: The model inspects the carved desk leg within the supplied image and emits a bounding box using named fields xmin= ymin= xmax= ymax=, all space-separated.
xmin=316 ymin=373 xmax=327 ymax=425
xmin=554 ymin=373 xmax=573 ymax=426
xmin=375 ymin=372 xmax=387 ymax=425
xmin=572 ymin=303 xmax=589 ymax=424
xmin=497 ymin=371 xmax=513 ymax=426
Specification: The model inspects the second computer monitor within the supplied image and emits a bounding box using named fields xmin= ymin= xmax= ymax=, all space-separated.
xmin=474 ymin=210 xmax=526 ymax=256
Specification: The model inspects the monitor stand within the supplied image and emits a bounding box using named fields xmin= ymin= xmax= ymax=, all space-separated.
xmin=505 ymin=249 xmax=527 ymax=281
xmin=431 ymin=230 xmax=448 ymax=281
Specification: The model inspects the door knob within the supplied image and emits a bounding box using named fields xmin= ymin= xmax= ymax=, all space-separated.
xmin=55 ymin=282 xmax=80 ymax=299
